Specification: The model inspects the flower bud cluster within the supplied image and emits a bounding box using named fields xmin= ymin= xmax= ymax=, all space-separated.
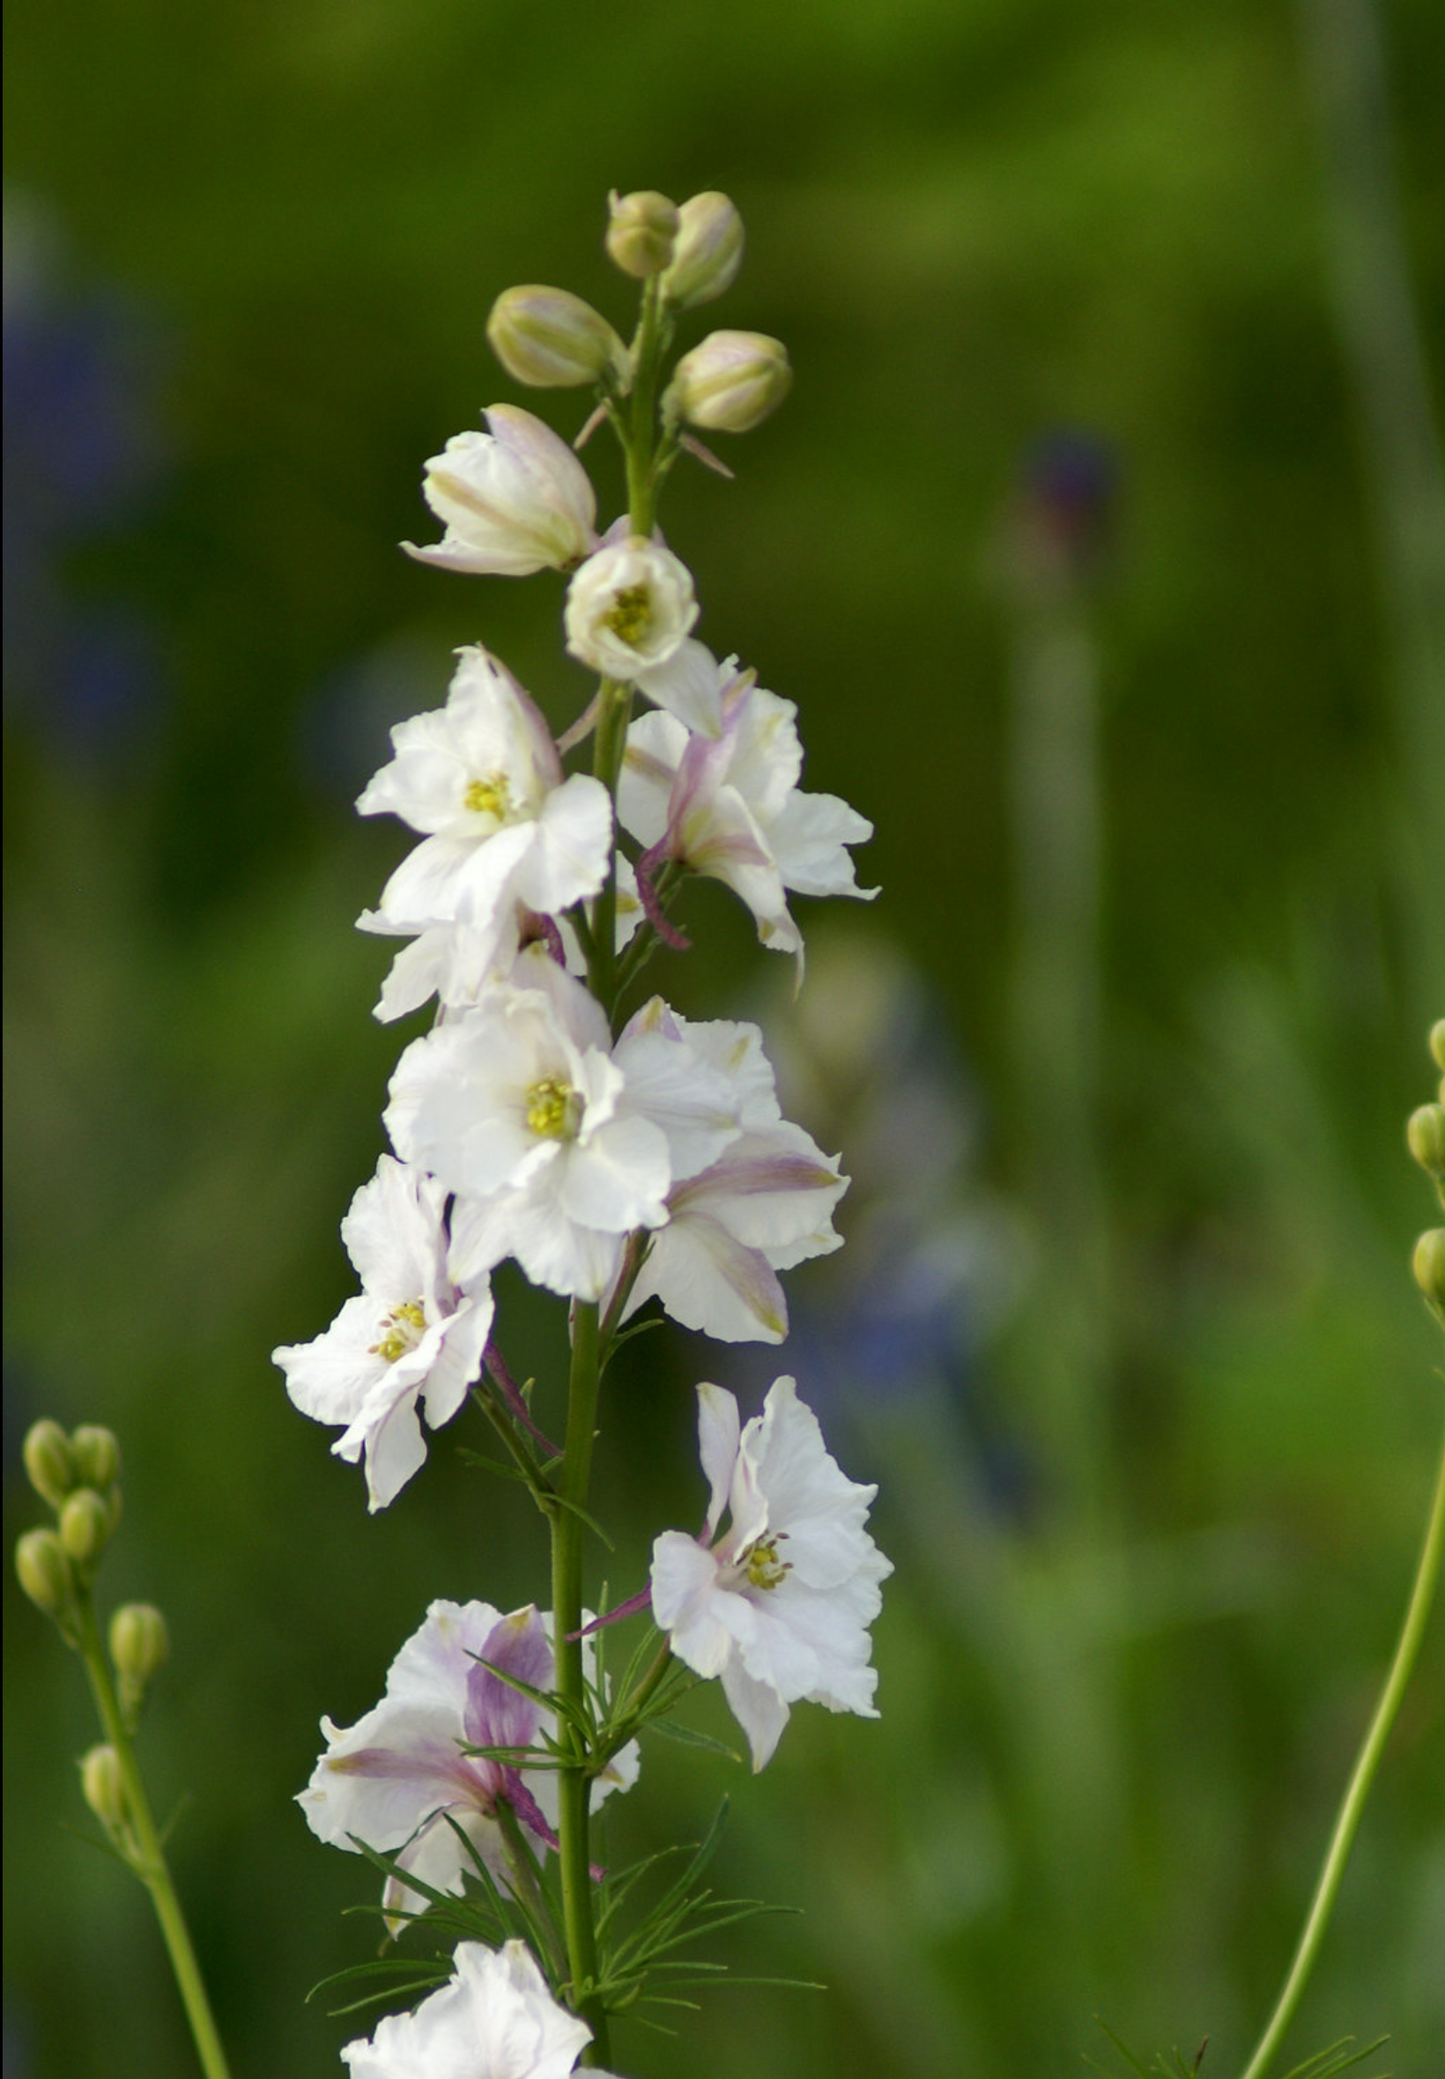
xmin=15 ymin=1418 xmax=124 ymax=1621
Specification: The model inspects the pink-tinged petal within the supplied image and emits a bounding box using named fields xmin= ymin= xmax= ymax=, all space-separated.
xmin=465 ymin=1606 xmax=553 ymax=1752
xmin=696 ymin=1383 xmax=741 ymax=1538
xmin=626 ymin=1213 xmax=788 ymax=1345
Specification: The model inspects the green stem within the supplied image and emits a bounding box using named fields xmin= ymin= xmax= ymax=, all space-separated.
xmin=551 ymin=1300 xmax=611 ymax=2064
xmin=588 ymin=677 xmax=635 ymax=1019
xmin=76 ymin=1601 xmax=232 ymax=2079
xmin=1236 ymin=1406 xmax=1445 ymax=2079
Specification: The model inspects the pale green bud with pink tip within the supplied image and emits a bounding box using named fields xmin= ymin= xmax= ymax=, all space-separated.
xmin=606 ymin=188 xmax=680 ymax=278
xmin=487 ymin=284 xmax=631 ymax=390
xmin=664 ymin=330 xmax=792 ymax=435
xmin=660 ymin=191 xmax=745 ymax=309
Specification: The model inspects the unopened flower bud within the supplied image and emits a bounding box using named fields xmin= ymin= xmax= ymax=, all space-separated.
xmin=606 ymin=189 xmax=679 ymax=278
xmin=1414 ymin=1228 xmax=1445 ymax=1309
xmin=111 ymin=1602 xmax=169 ymax=1700
xmin=661 ymin=192 xmax=745 ymax=309
xmin=23 ymin=1419 xmax=77 ymax=1509
xmin=1431 ymin=1021 xmax=1445 ymax=1073
xmin=1407 ymin=1104 xmax=1445 ymax=1179
xmin=59 ymin=1488 xmax=114 ymax=1568
xmin=70 ymin=1424 xmax=121 ymax=1492
xmin=664 ymin=331 xmax=792 ymax=434
xmin=487 ymin=285 xmax=630 ymax=391
xmin=79 ymin=1744 xmax=128 ymax=1833
xmin=15 ymin=1528 xmax=75 ymax=1620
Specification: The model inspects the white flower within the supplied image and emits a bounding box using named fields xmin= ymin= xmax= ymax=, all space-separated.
xmin=651 ymin=1379 xmax=891 ymax=1770
xmin=564 ymin=535 xmax=697 ymax=679
xmin=609 ymin=1006 xmax=846 ymax=1343
xmin=302 ymin=1600 xmax=639 ymax=1931
xmin=385 ymin=948 xmax=740 ymax=1300
xmin=273 ymin=1157 xmax=492 ymax=1511
xmin=357 ymin=648 xmax=612 ymax=955
xmin=618 ymin=653 xmax=875 ymax=964
xmin=402 ymin=405 xmax=598 ymax=576
xmin=340 ymin=1939 xmax=604 ymax=2079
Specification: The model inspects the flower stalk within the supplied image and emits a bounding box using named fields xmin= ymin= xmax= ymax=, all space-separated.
xmin=75 ymin=1598 xmax=232 ymax=2079
xmin=1236 ymin=1405 xmax=1445 ymax=2079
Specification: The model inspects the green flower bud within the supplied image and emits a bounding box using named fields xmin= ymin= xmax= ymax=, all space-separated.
xmin=664 ymin=330 xmax=792 ymax=434
xmin=605 ymin=189 xmax=680 ymax=278
xmin=59 ymin=1488 xmax=114 ymax=1568
xmin=1414 ymin=1228 xmax=1445 ymax=1309
xmin=111 ymin=1602 xmax=169 ymax=1701
xmin=1431 ymin=1020 xmax=1445 ymax=1073
xmin=486 ymin=285 xmax=630 ymax=390
xmin=70 ymin=1424 xmax=121 ymax=1492
xmin=22 ymin=1419 xmax=77 ymax=1509
xmin=15 ymin=1528 xmax=75 ymax=1620
xmin=1407 ymin=1104 xmax=1445 ymax=1179
xmin=660 ymin=192 xmax=745 ymax=309
xmin=79 ymin=1744 xmax=128 ymax=1833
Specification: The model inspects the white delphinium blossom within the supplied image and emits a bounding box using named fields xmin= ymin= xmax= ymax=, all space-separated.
xmin=273 ymin=1157 xmax=492 ymax=1511
xmin=357 ymin=647 xmax=612 ymax=965
xmin=618 ymin=651 xmax=875 ymax=963
xmin=609 ymin=1005 xmax=846 ymax=1342
xmin=651 ymin=1379 xmax=891 ymax=1770
xmin=301 ymin=1600 xmax=639 ymax=1929
xmin=564 ymin=535 xmax=697 ymax=679
xmin=401 ymin=405 xmax=598 ymax=577
xmin=386 ymin=946 xmax=740 ymax=1300
xmin=341 ymin=1940 xmax=609 ymax=2079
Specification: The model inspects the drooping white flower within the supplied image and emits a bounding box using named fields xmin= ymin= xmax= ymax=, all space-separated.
xmin=618 ymin=654 xmax=875 ymax=963
xmin=564 ymin=535 xmax=697 ymax=679
xmin=385 ymin=947 xmax=740 ymax=1300
xmin=340 ymin=1940 xmax=605 ymax=2079
xmin=651 ymin=1379 xmax=891 ymax=1770
xmin=301 ymin=1599 xmax=639 ymax=1930
xmin=608 ymin=1005 xmax=846 ymax=1343
xmin=402 ymin=404 xmax=598 ymax=576
xmin=357 ymin=648 xmax=612 ymax=956
xmin=273 ymin=1157 xmax=492 ymax=1511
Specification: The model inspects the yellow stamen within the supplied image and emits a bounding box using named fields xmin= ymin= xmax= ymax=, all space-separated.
xmin=369 ymin=1299 xmax=427 ymax=1364
xmin=744 ymin=1537 xmax=790 ymax=1592
xmin=603 ymin=584 xmax=652 ymax=647
xmin=464 ymin=773 xmax=509 ymax=817
xmin=526 ymin=1075 xmax=579 ymax=1140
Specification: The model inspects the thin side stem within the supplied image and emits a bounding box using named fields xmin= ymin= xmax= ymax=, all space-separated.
xmin=551 ymin=1300 xmax=611 ymax=2064
xmin=76 ymin=1602 xmax=232 ymax=2079
xmin=1236 ymin=1405 xmax=1445 ymax=2079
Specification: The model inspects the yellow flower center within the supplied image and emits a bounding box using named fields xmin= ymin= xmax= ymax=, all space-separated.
xmin=603 ymin=584 xmax=652 ymax=648
xmin=744 ymin=1537 xmax=790 ymax=1592
xmin=526 ymin=1075 xmax=580 ymax=1140
xmin=464 ymin=772 xmax=509 ymax=817
xmin=369 ymin=1299 xmax=427 ymax=1365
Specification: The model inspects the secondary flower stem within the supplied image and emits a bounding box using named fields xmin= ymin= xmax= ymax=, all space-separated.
xmin=552 ymin=1299 xmax=611 ymax=2064
xmin=1236 ymin=1405 xmax=1445 ymax=2079
xmin=76 ymin=1601 xmax=232 ymax=2079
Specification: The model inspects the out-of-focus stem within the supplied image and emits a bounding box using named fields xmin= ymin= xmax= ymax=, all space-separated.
xmin=76 ymin=1602 xmax=232 ymax=2079
xmin=551 ymin=1300 xmax=610 ymax=2063
xmin=1236 ymin=1407 xmax=1445 ymax=2079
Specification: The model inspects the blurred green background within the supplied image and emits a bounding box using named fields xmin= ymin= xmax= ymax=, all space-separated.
xmin=4 ymin=0 xmax=1443 ymax=2073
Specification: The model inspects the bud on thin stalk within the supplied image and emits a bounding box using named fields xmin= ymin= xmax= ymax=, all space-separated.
xmin=487 ymin=285 xmax=631 ymax=391
xmin=660 ymin=191 xmax=745 ymax=309
xmin=15 ymin=1528 xmax=76 ymax=1622
xmin=1407 ymin=1104 xmax=1445 ymax=1181
xmin=59 ymin=1488 xmax=115 ymax=1569
xmin=23 ymin=1419 xmax=77 ymax=1509
xmin=606 ymin=189 xmax=679 ymax=278
xmin=80 ymin=1744 xmax=129 ymax=1834
xmin=111 ymin=1602 xmax=170 ymax=1718
xmin=1414 ymin=1229 xmax=1445 ymax=1311
xmin=71 ymin=1424 xmax=121 ymax=1492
